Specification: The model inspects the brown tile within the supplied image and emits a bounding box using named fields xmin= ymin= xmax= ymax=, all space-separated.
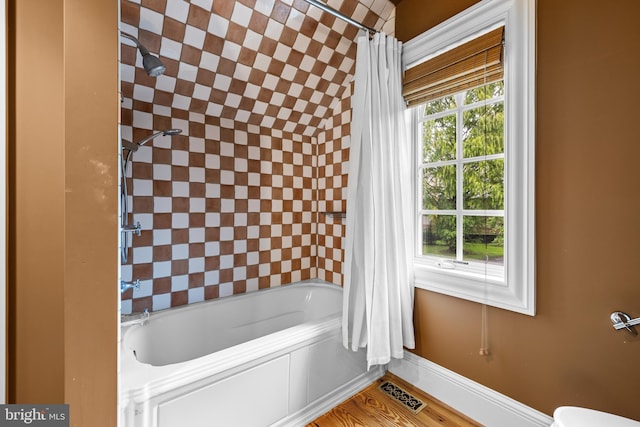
xmin=132 ymin=296 xmax=153 ymax=314
xmin=188 ymin=4 xmax=211 ymax=30
xmin=204 ymin=285 xmax=220 ymax=300
xmin=171 ymin=291 xmax=189 ymax=307
xmin=271 ymin=2 xmax=291 ymax=24
xmin=153 ymin=245 xmax=172 ymax=262
xmin=172 ymin=229 xmax=190 ymax=244
xmin=189 ymin=272 xmax=205 ymax=288
xmin=153 ymin=277 xmax=172 ymax=294
xmin=172 ymin=259 xmax=189 ymax=275
xmin=164 ymin=17 xmax=186 ymax=42
xmin=227 ymin=22 xmax=248 ymax=45
xmin=212 ymin=0 xmax=234 ymax=19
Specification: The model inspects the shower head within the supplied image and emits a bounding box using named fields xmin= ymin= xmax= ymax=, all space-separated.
xmin=120 ymin=31 xmax=166 ymax=77
xmin=122 ymin=129 xmax=183 ymax=152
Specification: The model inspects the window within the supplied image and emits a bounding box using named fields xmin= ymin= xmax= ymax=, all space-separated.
xmin=419 ymin=81 xmax=505 ymax=282
xmin=403 ymin=0 xmax=535 ymax=315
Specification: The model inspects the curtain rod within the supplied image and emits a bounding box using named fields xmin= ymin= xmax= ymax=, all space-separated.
xmin=303 ymin=0 xmax=377 ymax=35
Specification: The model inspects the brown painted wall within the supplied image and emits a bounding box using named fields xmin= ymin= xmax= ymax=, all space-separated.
xmin=8 ymin=0 xmax=118 ymax=424
xmin=398 ymin=0 xmax=640 ymax=419
xmin=395 ymin=0 xmax=481 ymax=41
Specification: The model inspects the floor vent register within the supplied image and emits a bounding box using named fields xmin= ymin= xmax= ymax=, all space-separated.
xmin=378 ymin=380 xmax=427 ymax=415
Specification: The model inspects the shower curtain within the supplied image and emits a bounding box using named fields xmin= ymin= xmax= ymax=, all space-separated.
xmin=342 ymin=31 xmax=415 ymax=368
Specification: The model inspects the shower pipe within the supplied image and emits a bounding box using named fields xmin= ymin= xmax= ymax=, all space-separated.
xmin=302 ymin=0 xmax=377 ymax=36
xmin=121 ymin=129 xmax=182 ymax=265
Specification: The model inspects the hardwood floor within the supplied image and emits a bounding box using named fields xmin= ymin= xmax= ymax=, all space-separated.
xmin=307 ymin=373 xmax=483 ymax=427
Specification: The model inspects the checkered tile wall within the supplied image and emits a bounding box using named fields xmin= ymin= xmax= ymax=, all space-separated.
xmin=120 ymin=116 xmax=317 ymax=313
xmin=316 ymin=84 xmax=351 ymax=285
xmin=120 ymin=0 xmax=395 ymax=137
xmin=120 ymin=0 xmax=395 ymax=313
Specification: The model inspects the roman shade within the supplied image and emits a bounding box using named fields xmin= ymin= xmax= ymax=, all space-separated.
xmin=403 ymin=26 xmax=504 ymax=107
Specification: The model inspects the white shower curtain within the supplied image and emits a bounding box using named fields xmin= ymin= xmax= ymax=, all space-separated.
xmin=342 ymin=31 xmax=415 ymax=368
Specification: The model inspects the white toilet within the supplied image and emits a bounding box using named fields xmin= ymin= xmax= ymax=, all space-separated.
xmin=552 ymin=406 xmax=640 ymax=427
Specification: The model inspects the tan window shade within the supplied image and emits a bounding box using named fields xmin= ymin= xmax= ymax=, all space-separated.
xmin=403 ymin=26 xmax=504 ymax=107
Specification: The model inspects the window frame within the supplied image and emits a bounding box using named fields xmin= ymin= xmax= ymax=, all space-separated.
xmin=404 ymin=0 xmax=536 ymax=315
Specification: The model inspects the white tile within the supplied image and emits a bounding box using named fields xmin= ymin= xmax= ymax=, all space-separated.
xmin=189 ymin=167 xmax=205 ymax=182
xmin=219 ymin=254 xmax=234 ymax=269
xmin=265 ymin=19 xmax=284 ymax=41
xmin=199 ymin=51 xmax=220 ymax=73
xmin=172 ymin=94 xmax=191 ymax=110
xmin=177 ymin=62 xmax=199 ymax=82
xmin=165 ymin=0 xmax=190 ymax=23
xmin=204 ymin=271 xmax=219 ymax=286
xmin=292 ymin=33 xmax=311 ymax=53
xmin=205 ymin=183 xmax=220 ymax=198
xmin=139 ymin=7 xmax=164 ymax=35
xmin=189 ymin=227 xmax=205 ymax=243
xmin=153 ymin=164 xmax=172 ymax=180
xmin=132 ymin=179 xmax=152 ymax=196
xmin=184 ymin=25 xmax=206 ymax=49
xmin=231 ymin=2 xmax=253 ymax=26
xmin=234 ymin=240 xmax=247 ymax=254
xmin=235 ymin=110 xmax=251 ymax=122
xmin=132 ymin=110 xmax=153 ymax=130
xmin=220 ymin=227 xmax=234 ymax=241
xmin=172 ymin=213 xmax=190 ymax=229
xmin=254 ymin=0 xmax=274 ymax=17
xmin=220 ymin=199 xmax=235 ymax=213
xmin=152 ymin=293 xmax=171 ymax=311
xmin=205 ymin=212 xmax=220 ymax=227
xmin=219 ymin=282 xmax=233 ymax=298
xmin=172 ymin=243 xmax=189 ymax=260
xmin=220 ymin=170 xmax=235 ymax=185
xmin=154 ymin=196 xmax=172 ymax=213
xmin=233 ymin=63 xmax=253 ymax=81
xmin=262 ymin=73 xmax=279 ymax=91
xmin=190 ymin=0 xmax=213 ymax=11
xmin=233 ymin=266 xmax=246 ymax=281
xmin=273 ymin=43 xmax=291 ymax=62
xmin=286 ymin=8 xmax=305 ymax=31
xmin=153 ymin=229 xmax=172 ymax=246
xmin=173 ymin=181 xmax=190 ymax=197
xmin=160 ymin=37 xmax=183 ymax=60
xmin=170 ymin=150 xmax=189 ymax=167
xmin=205 ymin=103 xmax=223 ymax=117
xmin=212 ymin=74 xmax=232 ymax=91
xmin=225 ymin=93 xmax=242 ymax=109
xmin=133 ymin=246 xmax=153 ymax=264
xmin=205 ymin=241 xmax=220 ymax=256
xmin=153 ymin=261 xmax=172 ymax=279
xmin=220 ymin=40 xmax=241 ymax=62
xmin=188 ymin=288 xmax=205 ymax=304
xmin=253 ymin=53 xmax=271 ymax=72
xmin=171 ymin=275 xmax=189 ymax=292
xmin=189 ymin=257 xmax=205 ymax=273
xmin=190 ymin=198 xmax=205 ymax=213
xmin=208 ymin=13 xmax=229 ymax=37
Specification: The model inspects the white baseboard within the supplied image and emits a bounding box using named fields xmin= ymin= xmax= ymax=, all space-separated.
xmin=389 ymin=352 xmax=553 ymax=427
xmin=274 ymin=365 xmax=385 ymax=427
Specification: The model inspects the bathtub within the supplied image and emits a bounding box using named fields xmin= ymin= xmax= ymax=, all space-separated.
xmin=119 ymin=281 xmax=384 ymax=427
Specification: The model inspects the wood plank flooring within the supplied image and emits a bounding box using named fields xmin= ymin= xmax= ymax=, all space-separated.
xmin=307 ymin=373 xmax=483 ymax=427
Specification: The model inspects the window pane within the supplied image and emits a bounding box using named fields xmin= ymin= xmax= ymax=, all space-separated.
xmin=423 ymin=114 xmax=456 ymax=162
xmin=463 ymin=216 xmax=504 ymax=266
xmin=462 ymin=102 xmax=504 ymax=158
xmin=463 ymin=159 xmax=504 ymax=210
xmin=464 ymin=81 xmax=504 ymax=105
xmin=424 ymin=95 xmax=456 ymax=115
xmin=423 ymin=165 xmax=456 ymax=210
xmin=422 ymin=214 xmax=456 ymax=258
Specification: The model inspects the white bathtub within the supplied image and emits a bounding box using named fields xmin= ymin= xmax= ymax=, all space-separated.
xmin=119 ymin=281 xmax=384 ymax=427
